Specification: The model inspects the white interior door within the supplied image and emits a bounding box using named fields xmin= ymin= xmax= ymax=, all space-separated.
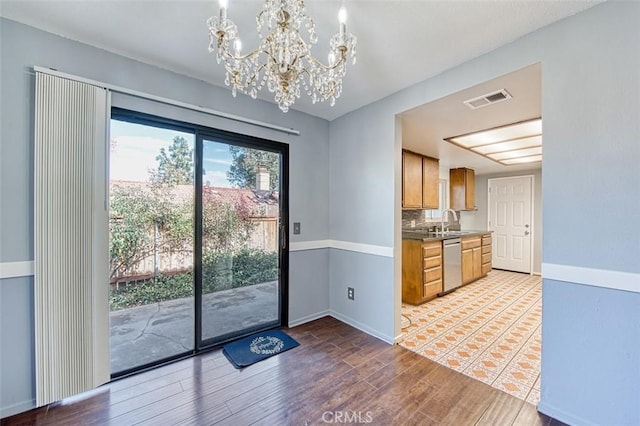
xmin=488 ymin=176 xmax=533 ymax=273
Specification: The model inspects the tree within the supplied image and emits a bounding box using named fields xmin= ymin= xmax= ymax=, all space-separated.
xmin=227 ymin=146 xmax=279 ymax=190
xmin=151 ymin=136 xmax=194 ymax=185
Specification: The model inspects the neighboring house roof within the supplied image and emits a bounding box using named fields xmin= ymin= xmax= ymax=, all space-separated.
xmin=111 ymin=180 xmax=279 ymax=218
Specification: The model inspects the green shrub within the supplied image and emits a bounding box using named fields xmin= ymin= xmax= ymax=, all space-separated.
xmin=110 ymin=273 xmax=193 ymax=310
xmin=201 ymin=248 xmax=278 ymax=293
xmin=231 ymin=248 xmax=278 ymax=286
xmin=110 ymin=249 xmax=278 ymax=310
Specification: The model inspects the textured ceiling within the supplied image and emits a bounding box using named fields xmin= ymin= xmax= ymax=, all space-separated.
xmin=0 ymin=0 xmax=601 ymax=121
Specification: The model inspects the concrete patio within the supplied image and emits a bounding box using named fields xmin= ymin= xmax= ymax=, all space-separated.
xmin=109 ymin=281 xmax=278 ymax=373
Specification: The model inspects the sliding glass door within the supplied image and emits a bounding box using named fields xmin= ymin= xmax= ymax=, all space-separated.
xmin=199 ymin=138 xmax=283 ymax=344
xmin=109 ymin=119 xmax=195 ymax=375
xmin=108 ymin=110 xmax=288 ymax=376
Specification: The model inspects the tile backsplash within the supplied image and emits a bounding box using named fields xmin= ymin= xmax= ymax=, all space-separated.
xmin=402 ymin=209 xmax=460 ymax=230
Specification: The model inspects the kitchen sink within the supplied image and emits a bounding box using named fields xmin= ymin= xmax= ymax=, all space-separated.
xmin=440 ymin=230 xmax=474 ymax=235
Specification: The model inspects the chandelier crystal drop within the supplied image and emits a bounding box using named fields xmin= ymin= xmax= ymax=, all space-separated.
xmin=207 ymin=0 xmax=357 ymax=112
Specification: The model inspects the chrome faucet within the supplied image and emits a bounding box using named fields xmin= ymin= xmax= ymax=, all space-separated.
xmin=440 ymin=209 xmax=458 ymax=234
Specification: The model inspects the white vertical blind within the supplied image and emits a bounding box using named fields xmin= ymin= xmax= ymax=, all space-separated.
xmin=34 ymin=72 xmax=110 ymax=406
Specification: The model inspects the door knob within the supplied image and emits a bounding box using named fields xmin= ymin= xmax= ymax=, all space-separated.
xmin=525 ymin=231 xmax=530 ymax=236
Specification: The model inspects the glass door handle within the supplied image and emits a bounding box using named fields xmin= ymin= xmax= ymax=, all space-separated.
xmin=281 ymin=224 xmax=287 ymax=249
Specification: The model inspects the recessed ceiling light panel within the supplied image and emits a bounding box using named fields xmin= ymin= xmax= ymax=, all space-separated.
xmin=474 ymin=135 xmax=542 ymax=155
xmin=488 ymin=146 xmax=542 ymax=161
xmin=501 ymin=155 xmax=542 ymax=165
xmin=445 ymin=118 xmax=542 ymax=166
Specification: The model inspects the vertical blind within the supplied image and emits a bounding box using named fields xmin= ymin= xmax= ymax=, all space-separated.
xmin=34 ymin=72 xmax=110 ymax=406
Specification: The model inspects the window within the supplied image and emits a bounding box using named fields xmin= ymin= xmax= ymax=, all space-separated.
xmin=425 ymin=179 xmax=449 ymax=220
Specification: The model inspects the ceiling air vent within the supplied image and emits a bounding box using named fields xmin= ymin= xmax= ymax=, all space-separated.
xmin=463 ymin=89 xmax=512 ymax=110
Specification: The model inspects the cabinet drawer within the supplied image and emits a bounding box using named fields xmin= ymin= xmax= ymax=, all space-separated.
xmin=423 ymin=266 xmax=442 ymax=283
xmin=482 ymin=263 xmax=492 ymax=275
xmin=422 ymin=243 xmax=441 ymax=258
xmin=482 ymin=253 xmax=492 ymax=264
xmin=423 ymin=256 xmax=441 ymax=269
xmin=482 ymin=235 xmax=492 ymax=246
xmin=423 ymin=280 xmax=442 ymax=298
xmin=482 ymin=245 xmax=491 ymax=255
xmin=462 ymin=238 xmax=481 ymax=250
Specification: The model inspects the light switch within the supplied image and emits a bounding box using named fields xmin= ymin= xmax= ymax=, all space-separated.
xmin=293 ymin=222 xmax=301 ymax=235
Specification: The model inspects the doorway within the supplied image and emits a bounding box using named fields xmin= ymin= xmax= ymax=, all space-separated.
xmin=488 ymin=175 xmax=534 ymax=274
xmin=108 ymin=110 xmax=288 ymax=376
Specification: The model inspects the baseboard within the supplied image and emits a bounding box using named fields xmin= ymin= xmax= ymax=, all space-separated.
xmin=287 ymin=310 xmax=330 ymax=328
xmin=328 ymin=310 xmax=395 ymax=344
xmin=1 ymin=399 xmax=36 ymax=419
xmin=537 ymin=399 xmax=597 ymax=426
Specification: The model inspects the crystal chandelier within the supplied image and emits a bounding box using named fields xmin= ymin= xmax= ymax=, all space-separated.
xmin=207 ymin=0 xmax=357 ymax=112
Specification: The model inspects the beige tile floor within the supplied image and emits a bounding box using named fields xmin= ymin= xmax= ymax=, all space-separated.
xmin=400 ymin=270 xmax=541 ymax=404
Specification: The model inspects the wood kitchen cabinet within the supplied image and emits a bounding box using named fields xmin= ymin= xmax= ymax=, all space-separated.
xmin=481 ymin=234 xmax=492 ymax=274
xmin=461 ymin=236 xmax=482 ymax=284
xmin=422 ymin=156 xmax=439 ymax=209
xmin=462 ymin=234 xmax=492 ymax=284
xmin=402 ymin=150 xmax=423 ymax=208
xmin=402 ymin=150 xmax=439 ymax=209
xmin=402 ymin=239 xmax=442 ymax=304
xmin=450 ymin=167 xmax=475 ymax=211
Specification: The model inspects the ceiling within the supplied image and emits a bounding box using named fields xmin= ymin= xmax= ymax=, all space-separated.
xmin=402 ymin=63 xmax=542 ymax=175
xmin=0 ymin=0 xmax=601 ymax=121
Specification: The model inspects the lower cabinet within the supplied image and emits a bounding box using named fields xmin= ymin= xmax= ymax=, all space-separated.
xmin=403 ymin=233 xmax=492 ymax=304
xmin=462 ymin=236 xmax=481 ymax=284
xmin=402 ymin=239 xmax=442 ymax=304
xmin=481 ymin=234 xmax=492 ymax=274
xmin=461 ymin=235 xmax=489 ymax=284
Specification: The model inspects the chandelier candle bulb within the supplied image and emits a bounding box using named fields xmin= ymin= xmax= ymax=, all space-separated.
xmin=338 ymin=6 xmax=347 ymax=36
xmin=218 ymin=0 xmax=228 ymax=21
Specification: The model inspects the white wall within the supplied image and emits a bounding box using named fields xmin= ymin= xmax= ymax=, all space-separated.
xmin=329 ymin=2 xmax=639 ymax=425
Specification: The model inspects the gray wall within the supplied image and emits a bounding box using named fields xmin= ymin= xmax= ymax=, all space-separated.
xmin=462 ymin=169 xmax=542 ymax=274
xmin=2 ymin=2 xmax=640 ymax=423
xmin=0 ymin=278 xmax=35 ymax=417
xmin=328 ymin=2 xmax=639 ymax=425
xmin=0 ymin=18 xmax=330 ymax=417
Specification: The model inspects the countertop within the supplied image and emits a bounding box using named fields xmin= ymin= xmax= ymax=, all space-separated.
xmin=402 ymin=229 xmax=491 ymax=242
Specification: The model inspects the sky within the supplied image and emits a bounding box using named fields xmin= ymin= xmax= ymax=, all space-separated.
xmin=110 ymin=119 xmax=234 ymax=187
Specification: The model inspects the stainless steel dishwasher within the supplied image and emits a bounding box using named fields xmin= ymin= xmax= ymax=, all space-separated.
xmin=442 ymin=238 xmax=462 ymax=294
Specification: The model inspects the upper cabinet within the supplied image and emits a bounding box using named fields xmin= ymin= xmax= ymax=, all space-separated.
xmin=450 ymin=167 xmax=475 ymax=211
xmin=402 ymin=150 xmax=439 ymax=209
xmin=422 ymin=156 xmax=439 ymax=209
xmin=402 ymin=150 xmax=423 ymax=208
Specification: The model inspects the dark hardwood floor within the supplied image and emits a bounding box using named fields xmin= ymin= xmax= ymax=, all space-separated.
xmin=2 ymin=317 xmax=562 ymax=425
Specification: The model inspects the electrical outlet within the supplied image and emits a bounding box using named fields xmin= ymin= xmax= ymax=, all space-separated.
xmin=347 ymin=287 xmax=354 ymax=300
xmin=293 ymin=222 xmax=301 ymax=235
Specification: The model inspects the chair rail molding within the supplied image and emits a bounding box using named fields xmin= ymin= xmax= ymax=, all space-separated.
xmin=0 ymin=261 xmax=35 ymax=280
